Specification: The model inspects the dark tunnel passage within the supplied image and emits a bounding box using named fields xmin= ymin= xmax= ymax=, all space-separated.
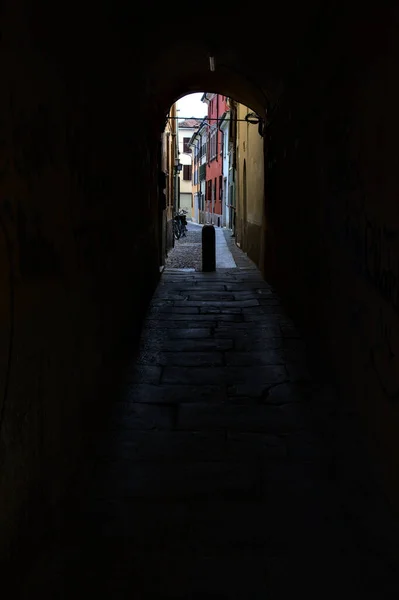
xmin=2 ymin=0 xmax=399 ymax=595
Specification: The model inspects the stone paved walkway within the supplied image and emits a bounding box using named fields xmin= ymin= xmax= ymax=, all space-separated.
xmin=215 ymin=227 xmax=236 ymax=268
xmin=18 ymin=261 xmax=399 ymax=597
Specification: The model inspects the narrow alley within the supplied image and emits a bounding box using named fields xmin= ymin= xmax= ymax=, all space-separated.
xmin=165 ymin=223 xmax=236 ymax=271
xmin=4 ymin=4 xmax=399 ymax=597
xmin=18 ymin=240 xmax=399 ymax=598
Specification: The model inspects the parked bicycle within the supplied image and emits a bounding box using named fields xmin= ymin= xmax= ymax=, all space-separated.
xmin=179 ymin=209 xmax=188 ymax=234
xmin=173 ymin=209 xmax=188 ymax=240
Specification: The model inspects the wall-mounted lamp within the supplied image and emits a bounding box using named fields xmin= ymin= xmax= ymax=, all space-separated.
xmin=245 ymin=112 xmax=260 ymax=125
xmin=209 ymin=56 xmax=215 ymax=72
xmin=244 ymin=112 xmax=266 ymax=137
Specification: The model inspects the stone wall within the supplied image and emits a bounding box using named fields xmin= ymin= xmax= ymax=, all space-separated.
xmin=0 ymin=16 xmax=161 ymax=563
xmin=263 ymin=8 xmax=399 ymax=505
xmin=2 ymin=0 xmax=399 ymax=567
xmin=166 ymin=218 xmax=175 ymax=256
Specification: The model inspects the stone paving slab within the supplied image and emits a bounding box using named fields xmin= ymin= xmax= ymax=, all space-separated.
xmin=19 ymin=240 xmax=399 ymax=598
xmin=149 ymin=306 xmax=200 ymax=314
xmin=139 ymin=351 xmax=225 ymax=367
xmin=232 ymin=336 xmax=303 ymax=351
xmin=152 ymin=292 xmax=189 ymax=300
xmin=224 ymin=282 xmax=272 ymax=290
xmin=158 ymin=338 xmax=234 ymax=351
xmin=147 ymin=312 xmax=244 ymax=322
xmin=173 ymin=298 xmax=260 ymax=308
xmin=174 ymin=284 xmax=228 ymax=291
xmin=92 ymin=460 xmax=261 ymax=500
xmin=199 ymin=306 xmax=243 ymax=314
xmin=120 ymin=383 xmax=227 ymax=404
xmin=162 ymin=365 xmax=287 ymax=386
xmin=125 ymin=364 xmax=162 ymax=384
xmin=143 ymin=328 xmax=213 ymax=339
xmin=177 ymin=402 xmax=308 ymax=433
xmin=244 ymin=311 xmax=285 ymax=321
xmin=146 ymin=320 xmax=216 ymax=329
xmin=215 ymin=322 xmax=282 ymax=332
xmin=187 ymin=291 xmax=236 ymax=300
xmin=225 ymin=350 xmax=286 ymax=366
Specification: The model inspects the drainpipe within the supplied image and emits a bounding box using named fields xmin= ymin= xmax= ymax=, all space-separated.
xmin=176 ymin=117 xmax=180 ymax=214
xmin=219 ymin=114 xmax=227 ymax=226
xmin=216 ymin=94 xmax=219 ymax=163
xmin=218 ymin=113 xmax=225 ymax=177
xmin=216 ymin=95 xmax=220 ymax=224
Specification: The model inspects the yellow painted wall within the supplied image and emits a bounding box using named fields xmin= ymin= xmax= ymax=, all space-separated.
xmin=162 ymin=103 xmax=178 ymax=222
xmin=161 ymin=103 xmax=178 ymax=255
xmin=191 ymin=176 xmax=199 ymax=220
xmin=236 ymin=104 xmax=265 ymax=268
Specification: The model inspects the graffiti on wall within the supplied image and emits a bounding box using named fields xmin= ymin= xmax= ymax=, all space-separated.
xmin=323 ymin=103 xmax=399 ymax=402
xmin=365 ymin=220 xmax=399 ymax=314
xmin=3 ymin=98 xmax=63 ymax=277
xmin=339 ymin=191 xmax=399 ymax=317
xmin=369 ymin=308 xmax=399 ymax=402
xmin=12 ymin=103 xmax=55 ymax=183
xmin=65 ymin=119 xmax=109 ymax=204
xmin=327 ymin=159 xmax=399 ymax=401
xmin=17 ymin=202 xmax=62 ymax=277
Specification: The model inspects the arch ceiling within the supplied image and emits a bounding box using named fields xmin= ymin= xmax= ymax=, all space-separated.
xmin=136 ymin=2 xmax=326 ymax=130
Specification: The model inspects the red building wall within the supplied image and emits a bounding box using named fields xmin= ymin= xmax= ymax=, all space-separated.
xmin=205 ymin=94 xmax=228 ymax=221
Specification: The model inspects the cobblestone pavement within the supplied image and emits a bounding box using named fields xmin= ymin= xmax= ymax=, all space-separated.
xmin=165 ymin=222 xmax=203 ymax=270
xmin=19 ymin=260 xmax=399 ymax=598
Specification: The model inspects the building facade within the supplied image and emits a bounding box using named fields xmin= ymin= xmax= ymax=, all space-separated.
xmin=219 ymin=106 xmax=231 ymax=229
xmin=202 ymin=93 xmax=229 ymax=225
xmin=160 ymin=103 xmax=179 ymax=259
xmin=177 ymin=119 xmax=201 ymax=217
xmin=235 ymin=103 xmax=265 ymax=268
xmin=189 ymin=119 xmax=207 ymax=223
xmin=190 ymin=136 xmax=199 ymax=222
xmin=226 ymin=98 xmax=238 ymax=235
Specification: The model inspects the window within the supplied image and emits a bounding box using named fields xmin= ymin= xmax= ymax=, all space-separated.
xmin=183 ymin=164 xmax=192 ymax=180
xmin=207 ymin=180 xmax=212 ymax=202
xmin=219 ymin=175 xmax=223 ymax=199
xmin=209 ymin=127 xmax=217 ymax=160
xmin=183 ymin=137 xmax=191 ymax=153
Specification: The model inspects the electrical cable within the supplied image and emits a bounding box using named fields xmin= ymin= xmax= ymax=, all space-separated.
xmin=166 ymin=116 xmax=259 ymax=122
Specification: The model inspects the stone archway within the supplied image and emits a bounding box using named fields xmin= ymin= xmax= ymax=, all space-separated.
xmin=2 ymin=2 xmax=399 ymax=574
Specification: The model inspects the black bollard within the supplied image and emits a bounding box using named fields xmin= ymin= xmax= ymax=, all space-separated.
xmin=202 ymin=225 xmax=216 ymax=272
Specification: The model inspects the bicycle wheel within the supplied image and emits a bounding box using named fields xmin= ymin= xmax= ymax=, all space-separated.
xmin=173 ymin=220 xmax=180 ymax=240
